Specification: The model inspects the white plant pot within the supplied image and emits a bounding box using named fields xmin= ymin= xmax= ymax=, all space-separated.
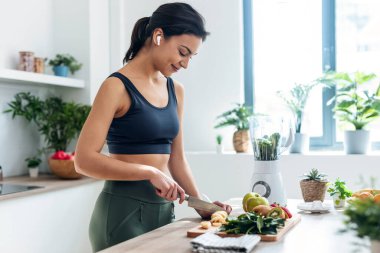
xmin=290 ymin=133 xmax=309 ymax=154
xmin=29 ymin=167 xmax=39 ymax=178
xmin=250 ymin=160 xmax=286 ymax=206
xmin=332 ymin=193 xmax=345 ymax=209
xmin=344 ymin=130 xmax=370 ymax=154
xmin=216 ymin=144 xmax=223 ymax=154
xmin=371 ymin=240 xmax=380 ymax=253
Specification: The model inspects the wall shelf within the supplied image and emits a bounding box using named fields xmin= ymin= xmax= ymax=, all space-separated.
xmin=0 ymin=69 xmax=85 ymax=88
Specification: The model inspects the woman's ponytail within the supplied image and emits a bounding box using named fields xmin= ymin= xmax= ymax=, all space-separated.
xmin=123 ymin=17 xmax=151 ymax=64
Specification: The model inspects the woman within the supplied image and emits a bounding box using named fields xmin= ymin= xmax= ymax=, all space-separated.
xmin=74 ymin=2 xmax=232 ymax=252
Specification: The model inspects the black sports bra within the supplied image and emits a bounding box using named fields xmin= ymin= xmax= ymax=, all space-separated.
xmin=106 ymin=72 xmax=179 ymax=154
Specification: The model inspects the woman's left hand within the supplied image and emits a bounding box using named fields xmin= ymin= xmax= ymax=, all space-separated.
xmin=196 ymin=201 xmax=232 ymax=219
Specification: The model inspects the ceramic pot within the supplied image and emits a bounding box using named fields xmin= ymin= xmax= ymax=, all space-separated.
xmin=28 ymin=167 xmax=39 ymax=178
xmin=290 ymin=133 xmax=309 ymax=154
xmin=216 ymin=144 xmax=223 ymax=154
xmin=233 ymin=130 xmax=250 ymax=153
xmin=344 ymin=130 xmax=370 ymax=154
xmin=53 ymin=65 xmax=69 ymax=77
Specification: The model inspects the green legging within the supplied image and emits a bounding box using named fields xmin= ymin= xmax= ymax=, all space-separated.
xmin=89 ymin=180 xmax=175 ymax=252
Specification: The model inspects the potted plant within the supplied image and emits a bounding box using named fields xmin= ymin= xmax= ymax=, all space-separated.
xmin=215 ymin=134 xmax=223 ymax=154
xmin=214 ymin=103 xmax=253 ymax=153
xmin=323 ymin=71 xmax=380 ymax=154
xmin=300 ymin=168 xmax=328 ymax=202
xmin=341 ymin=198 xmax=380 ymax=253
xmin=327 ymin=178 xmax=352 ymax=209
xmin=4 ymin=92 xmax=90 ymax=179
xmin=277 ymin=82 xmax=318 ymax=153
xmin=48 ymin=53 xmax=82 ymax=77
xmin=25 ymin=154 xmax=42 ymax=178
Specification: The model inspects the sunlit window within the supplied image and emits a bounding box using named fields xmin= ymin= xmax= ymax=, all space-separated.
xmin=252 ymin=0 xmax=323 ymax=137
xmin=336 ymin=0 xmax=380 ymax=141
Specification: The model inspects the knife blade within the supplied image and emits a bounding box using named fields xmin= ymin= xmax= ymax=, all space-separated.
xmin=183 ymin=194 xmax=225 ymax=213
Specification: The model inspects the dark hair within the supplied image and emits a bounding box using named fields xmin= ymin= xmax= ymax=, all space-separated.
xmin=123 ymin=2 xmax=209 ymax=64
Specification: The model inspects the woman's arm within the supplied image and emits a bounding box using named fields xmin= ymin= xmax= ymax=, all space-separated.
xmin=169 ymin=80 xmax=232 ymax=217
xmin=74 ymin=78 xmax=184 ymax=201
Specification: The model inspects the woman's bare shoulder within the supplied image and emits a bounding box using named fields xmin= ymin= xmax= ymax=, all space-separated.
xmin=171 ymin=78 xmax=184 ymax=98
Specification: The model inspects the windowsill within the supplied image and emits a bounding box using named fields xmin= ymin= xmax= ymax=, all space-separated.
xmin=185 ymin=150 xmax=380 ymax=156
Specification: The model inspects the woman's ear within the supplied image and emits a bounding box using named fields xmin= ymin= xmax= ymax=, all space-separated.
xmin=153 ymin=28 xmax=164 ymax=46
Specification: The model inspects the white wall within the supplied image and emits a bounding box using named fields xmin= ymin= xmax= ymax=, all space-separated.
xmin=117 ymin=0 xmax=244 ymax=152
xmin=0 ymin=181 xmax=104 ymax=253
xmin=0 ymin=0 xmax=110 ymax=176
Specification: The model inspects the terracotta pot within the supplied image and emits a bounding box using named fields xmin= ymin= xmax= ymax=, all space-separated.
xmin=48 ymin=158 xmax=81 ymax=179
xmin=300 ymin=180 xmax=328 ymax=202
xmin=233 ymin=130 xmax=250 ymax=153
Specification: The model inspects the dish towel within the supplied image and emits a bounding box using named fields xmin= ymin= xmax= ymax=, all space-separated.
xmin=190 ymin=232 xmax=260 ymax=253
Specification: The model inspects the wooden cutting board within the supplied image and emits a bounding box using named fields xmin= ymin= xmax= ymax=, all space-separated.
xmin=187 ymin=214 xmax=301 ymax=241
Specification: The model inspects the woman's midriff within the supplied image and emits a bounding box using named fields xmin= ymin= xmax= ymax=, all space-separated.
xmin=110 ymin=153 xmax=171 ymax=176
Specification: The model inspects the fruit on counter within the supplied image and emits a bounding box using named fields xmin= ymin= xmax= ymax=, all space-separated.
xmin=242 ymin=192 xmax=269 ymax=212
xmin=270 ymin=203 xmax=293 ymax=219
xmin=374 ymin=194 xmax=380 ymax=203
xmin=267 ymin=207 xmax=286 ymax=219
xmin=51 ymin=150 xmax=74 ymax=160
xmin=252 ymin=205 xmax=272 ymax=216
xmin=200 ymin=221 xmax=211 ymax=229
xmin=352 ymin=188 xmax=380 ymax=198
xmin=200 ymin=211 xmax=228 ymax=228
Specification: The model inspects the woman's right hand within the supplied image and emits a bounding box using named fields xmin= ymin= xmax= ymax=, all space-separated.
xmin=149 ymin=168 xmax=186 ymax=203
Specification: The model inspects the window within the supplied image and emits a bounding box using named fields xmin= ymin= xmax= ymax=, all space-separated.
xmin=335 ymin=0 xmax=380 ymax=142
xmin=244 ymin=0 xmax=380 ymax=149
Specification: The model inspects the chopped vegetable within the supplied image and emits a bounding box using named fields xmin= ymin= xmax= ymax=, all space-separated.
xmin=220 ymin=212 xmax=285 ymax=235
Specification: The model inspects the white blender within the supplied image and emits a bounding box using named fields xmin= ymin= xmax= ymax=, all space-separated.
xmin=249 ymin=115 xmax=294 ymax=206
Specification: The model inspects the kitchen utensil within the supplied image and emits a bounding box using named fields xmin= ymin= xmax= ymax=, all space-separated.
xmin=183 ymin=194 xmax=224 ymax=213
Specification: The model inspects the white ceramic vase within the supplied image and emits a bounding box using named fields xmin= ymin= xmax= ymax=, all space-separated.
xmin=344 ymin=130 xmax=370 ymax=154
xmin=216 ymin=144 xmax=223 ymax=154
xmin=29 ymin=167 xmax=39 ymax=178
xmin=290 ymin=133 xmax=309 ymax=154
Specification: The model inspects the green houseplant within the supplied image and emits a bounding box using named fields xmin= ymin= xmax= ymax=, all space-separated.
xmin=327 ymin=178 xmax=352 ymax=208
xmin=323 ymin=71 xmax=380 ymax=154
xmin=25 ymin=154 xmax=42 ymax=178
xmin=341 ymin=198 xmax=380 ymax=252
xmin=277 ymin=82 xmax=318 ymax=153
xmin=215 ymin=134 xmax=223 ymax=154
xmin=4 ymin=92 xmax=90 ymax=152
xmin=300 ymin=168 xmax=328 ymax=202
xmin=48 ymin=53 xmax=82 ymax=77
xmin=214 ymin=103 xmax=253 ymax=153
xmin=4 ymin=92 xmax=91 ymax=179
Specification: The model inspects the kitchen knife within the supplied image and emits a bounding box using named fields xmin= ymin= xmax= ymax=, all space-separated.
xmin=183 ymin=194 xmax=225 ymax=213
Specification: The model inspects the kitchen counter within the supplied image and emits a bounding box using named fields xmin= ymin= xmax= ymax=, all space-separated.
xmin=0 ymin=174 xmax=99 ymax=201
xmin=99 ymin=199 xmax=369 ymax=253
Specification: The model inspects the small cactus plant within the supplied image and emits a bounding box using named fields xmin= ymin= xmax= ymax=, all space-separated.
xmin=300 ymin=168 xmax=328 ymax=202
xmin=303 ymin=168 xmax=327 ymax=182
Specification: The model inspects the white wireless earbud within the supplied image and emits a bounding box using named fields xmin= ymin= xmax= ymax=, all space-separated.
xmin=157 ymin=36 xmax=161 ymax=46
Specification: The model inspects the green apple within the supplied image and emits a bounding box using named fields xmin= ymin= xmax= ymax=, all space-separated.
xmin=246 ymin=195 xmax=269 ymax=212
xmin=242 ymin=192 xmax=261 ymax=212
